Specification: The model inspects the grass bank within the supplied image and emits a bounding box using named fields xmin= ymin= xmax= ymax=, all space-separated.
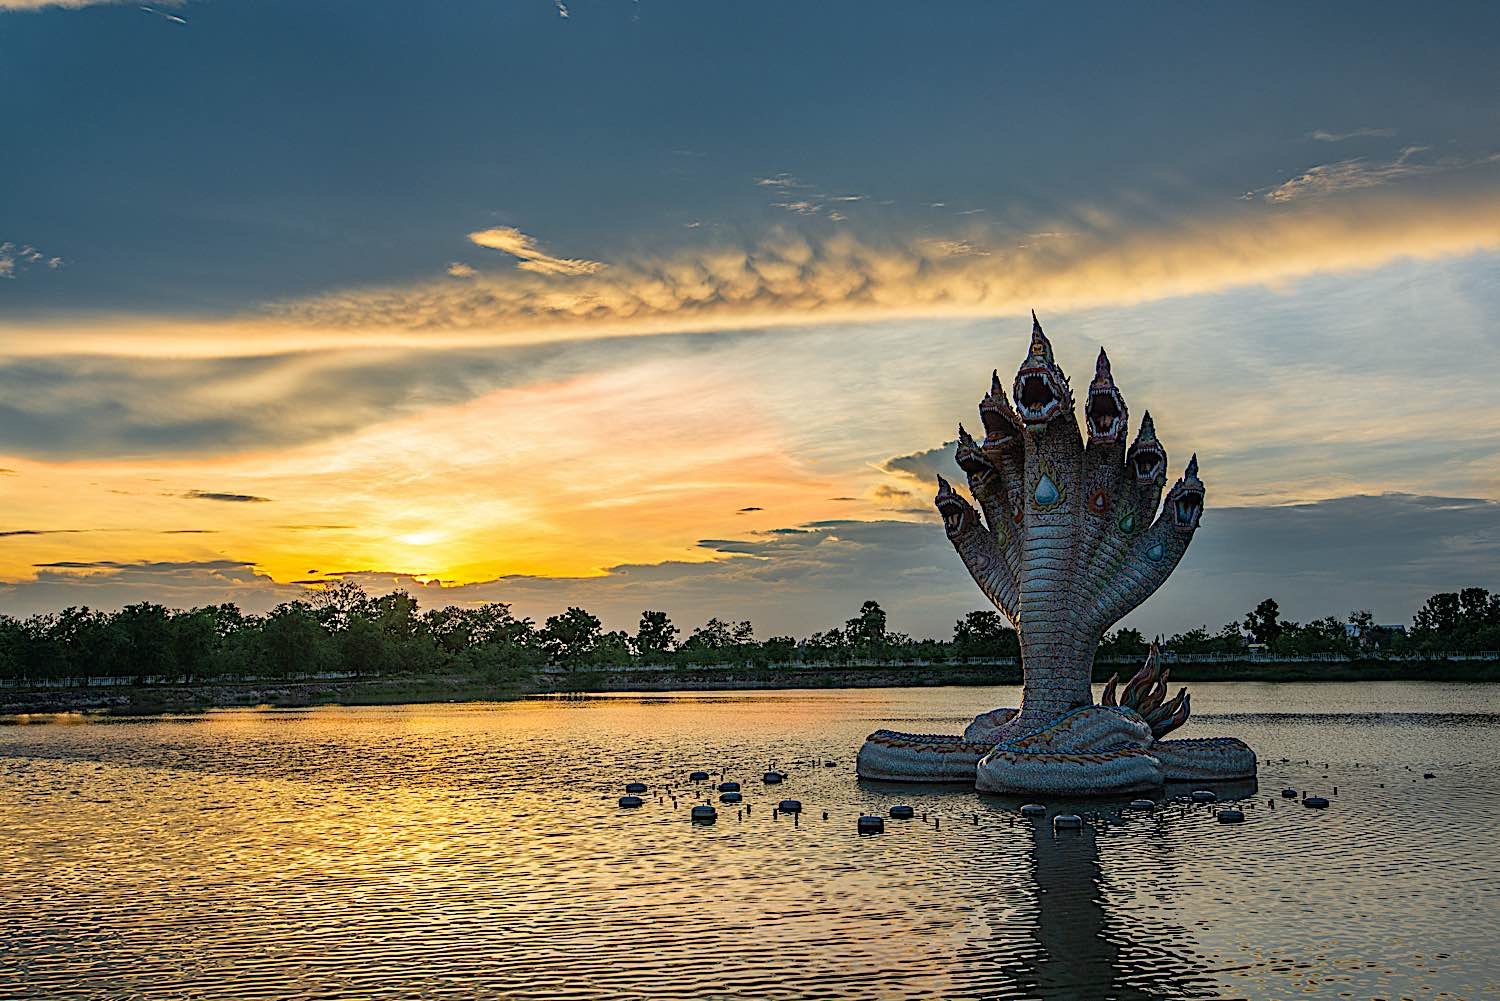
xmin=0 ymin=675 xmax=536 ymax=716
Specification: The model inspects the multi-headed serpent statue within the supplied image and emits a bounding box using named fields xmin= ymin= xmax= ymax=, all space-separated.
xmin=857 ymin=314 xmax=1256 ymax=794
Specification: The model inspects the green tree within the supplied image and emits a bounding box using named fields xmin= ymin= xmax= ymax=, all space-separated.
xmin=845 ymin=600 xmax=888 ymax=647
xmin=259 ymin=602 xmax=333 ymax=676
xmin=760 ymin=635 xmax=798 ymax=664
xmin=953 ymin=610 xmax=1019 ymax=661
xmin=1099 ymin=626 xmax=1148 ymax=657
xmin=1243 ymin=598 xmax=1284 ymax=645
xmin=338 ymin=615 xmax=391 ymax=676
xmin=539 ymin=607 xmax=603 ymax=667
xmin=800 ymin=628 xmax=850 ymax=665
xmin=632 ymin=610 xmax=679 ymax=658
xmin=169 ymin=607 xmax=221 ymax=681
xmin=309 ymin=580 xmax=373 ymax=632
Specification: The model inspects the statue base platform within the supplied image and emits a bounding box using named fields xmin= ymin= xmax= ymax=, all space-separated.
xmin=857 ymin=704 xmax=1256 ymax=794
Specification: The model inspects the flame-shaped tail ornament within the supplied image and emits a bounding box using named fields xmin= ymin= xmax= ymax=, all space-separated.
xmin=857 ymin=315 xmax=1257 ymax=792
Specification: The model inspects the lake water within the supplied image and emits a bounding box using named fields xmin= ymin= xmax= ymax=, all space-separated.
xmin=3 ymin=683 xmax=1498 ymax=1000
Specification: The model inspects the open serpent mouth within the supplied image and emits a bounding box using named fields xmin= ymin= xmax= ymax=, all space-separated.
xmin=1173 ymin=488 xmax=1204 ymax=528
xmin=934 ymin=477 xmax=973 ymax=536
xmin=1015 ymin=367 xmax=1061 ymax=422
xmin=1129 ymin=443 xmax=1166 ymax=482
xmin=1087 ymin=388 xmax=1124 ymax=439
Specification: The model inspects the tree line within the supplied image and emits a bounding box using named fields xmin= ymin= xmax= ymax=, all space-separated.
xmin=0 ymin=581 xmax=1495 ymax=683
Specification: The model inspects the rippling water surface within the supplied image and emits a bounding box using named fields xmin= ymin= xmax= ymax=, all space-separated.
xmin=3 ymin=682 xmax=1499 ymax=1000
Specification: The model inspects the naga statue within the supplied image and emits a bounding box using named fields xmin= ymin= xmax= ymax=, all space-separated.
xmin=857 ymin=314 xmax=1256 ymax=794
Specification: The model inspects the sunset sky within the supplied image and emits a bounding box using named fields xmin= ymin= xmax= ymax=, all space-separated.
xmin=1 ymin=1 xmax=1498 ymax=638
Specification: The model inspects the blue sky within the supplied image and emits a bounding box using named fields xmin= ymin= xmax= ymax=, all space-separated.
xmin=1 ymin=0 xmax=1498 ymax=638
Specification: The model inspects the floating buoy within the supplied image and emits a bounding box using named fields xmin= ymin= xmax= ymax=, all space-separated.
xmin=1216 ymin=808 xmax=1245 ymax=823
xmin=1128 ymin=799 xmax=1156 ymax=810
xmin=857 ymin=815 xmax=884 ymax=834
xmin=720 ymin=791 xmax=743 ymax=804
xmin=717 ymin=781 xmax=740 ymax=793
xmin=1281 ymin=788 xmax=1297 ymax=798
xmin=691 ymin=805 xmax=717 ymax=823
xmin=1191 ymin=790 xmax=1217 ymax=803
xmin=1019 ymin=803 xmax=1047 ymax=818
xmin=1303 ymin=796 xmax=1330 ymax=809
xmin=618 ymin=795 xmax=644 ymax=808
xmin=778 ymin=799 xmax=802 ymax=813
xmin=763 ymin=771 xmax=784 ymax=784
xmin=889 ymin=804 xmax=915 ymax=819
xmin=624 ymin=782 xmax=647 ymax=794
xmin=690 ymin=771 xmax=710 ymax=782
xmin=1053 ymin=814 xmax=1083 ymax=829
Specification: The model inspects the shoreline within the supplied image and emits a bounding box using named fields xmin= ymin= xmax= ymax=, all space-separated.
xmin=3 ymin=658 xmax=1497 ymax=716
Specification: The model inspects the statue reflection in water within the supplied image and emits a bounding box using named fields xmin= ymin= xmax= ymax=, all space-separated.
xmin=946 ymin=779 xmax=1257 ymax=1000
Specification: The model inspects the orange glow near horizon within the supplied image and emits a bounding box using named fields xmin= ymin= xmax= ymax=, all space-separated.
xmin=0 ymin=362 xmax=892 ymax=590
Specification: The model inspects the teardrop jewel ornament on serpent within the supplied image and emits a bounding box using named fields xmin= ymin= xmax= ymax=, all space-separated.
xmin=1035 ymin=475 xmax=1061 ymax=509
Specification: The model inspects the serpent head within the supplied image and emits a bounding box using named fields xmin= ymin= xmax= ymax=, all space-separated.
xmin=1085 ymin=348 xmax=1128 ymax=444
xmin=1012 ymin=311 xmax=1072 ymax=426
xmin=934 ymin=474 xmax=979 ymax=539
xmin=978 ymin=370 xmax=1023 ymax=447
xmin=1126 ymin=410 xmax=1167 ymax=486
xmin=1165 ymin=454 xmax=1205 ymax=532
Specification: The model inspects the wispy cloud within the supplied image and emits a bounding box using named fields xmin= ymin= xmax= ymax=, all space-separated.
xmin=185 ymin=490 xmax=270 ymax=503
xmin=445 ymin=262 xmax=477 ymax=279
xmin=754 ymin=173 xmax=808 ymax=190
xmin=1308 ymin=127 xmax=1396 ymax=142
xmin=0 ymin=242 xmax=63 ymax=279
xmin=0 ymin=529 xmax=87 ymax=538
xmin=1251 ymin=146 xmax=1500 ymax=203
xmin=757 ymin=173 xmax=867 ymax=221
xmin=0 ymin=0 xmax=182 ymax=9
xmin=467 ymin=226 xmax=605 ymax=276
xmin=772 ymin=200 xmax=822 ymax=216
xmin=138 ymin=4 xmax=185 ymax=23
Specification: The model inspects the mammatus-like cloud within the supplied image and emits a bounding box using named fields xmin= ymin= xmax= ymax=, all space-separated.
xmin=1251 ymin=147 xmax=1500 ymax=203
xmin=267 ymin=189 xmax=1500 ymax=347
xmin=467 ymin=227 xmax=605 ymax=276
